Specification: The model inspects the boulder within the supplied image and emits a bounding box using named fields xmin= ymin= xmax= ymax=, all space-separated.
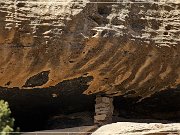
xmin=92 ymin=122 xmax=180 ymax=135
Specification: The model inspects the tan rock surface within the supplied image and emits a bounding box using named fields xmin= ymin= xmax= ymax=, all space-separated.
xmin=92 ymin=122 xmax=180 ymax=135
xmin=0 ymin=0 xmax=179 ymax=98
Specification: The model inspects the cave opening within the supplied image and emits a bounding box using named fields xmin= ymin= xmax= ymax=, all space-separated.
xmin=0 ymin=76 xmax=96 ymax=132
xmin=113 ymin=87 xmax=180 ymax=122
xmin=1 ymin=84 xmax=180 ymax=132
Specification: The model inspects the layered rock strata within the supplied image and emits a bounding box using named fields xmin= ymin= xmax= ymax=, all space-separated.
xmin=0 ymin=0 xmax=179 ymax=99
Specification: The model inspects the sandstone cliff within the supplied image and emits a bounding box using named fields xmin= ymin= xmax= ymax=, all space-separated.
xmin=0 ymin=0 xmax=179 ymax=99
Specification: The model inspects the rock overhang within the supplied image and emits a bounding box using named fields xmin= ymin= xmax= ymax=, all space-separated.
xmin=0 ymin=0 xmax=179 ymax=99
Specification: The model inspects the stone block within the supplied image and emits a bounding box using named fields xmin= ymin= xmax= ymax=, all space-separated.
xmin=95 ymin=103 xmax=107 ymax=109
xmin=94 ymin=114 xmax=107 ymax=121
xmin=102 ymin=97 xmax=113 ymax=104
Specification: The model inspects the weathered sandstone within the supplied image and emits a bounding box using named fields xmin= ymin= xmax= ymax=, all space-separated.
xmin=0 ymin=0 xmax=179 ymax=99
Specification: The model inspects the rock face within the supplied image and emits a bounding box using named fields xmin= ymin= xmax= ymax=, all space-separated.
xmin=92 ymin=122 xmax=180 ymax=135
xmin=0 ymin=0 xmax=179 ymax=99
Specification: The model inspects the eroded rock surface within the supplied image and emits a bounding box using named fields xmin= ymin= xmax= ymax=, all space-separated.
xmin=0 ymin=0 xmax=179 ymax=99
xmin=92 ymin=122 xmax=180 ymax=135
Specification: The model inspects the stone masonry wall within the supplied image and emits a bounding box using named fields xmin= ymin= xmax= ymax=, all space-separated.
xmin=94 ymin=96 xmax=114 ymax=125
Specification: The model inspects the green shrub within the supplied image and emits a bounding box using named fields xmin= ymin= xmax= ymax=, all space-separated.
xmin=0 ymin=100 xmax=14 ymax=135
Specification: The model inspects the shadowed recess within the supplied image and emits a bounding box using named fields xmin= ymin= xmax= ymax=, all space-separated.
xmin=23 ymin=70 xmax=50 ymax=87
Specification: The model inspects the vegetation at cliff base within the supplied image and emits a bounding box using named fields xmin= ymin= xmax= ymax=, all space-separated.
xmin=0 ymin=100 xmax=14 ymax=135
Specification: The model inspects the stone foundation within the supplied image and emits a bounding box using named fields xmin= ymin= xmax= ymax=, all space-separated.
xmin=94 ymin=95 xmax=114 ymax=125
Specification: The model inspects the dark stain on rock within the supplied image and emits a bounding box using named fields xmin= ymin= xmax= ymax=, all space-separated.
xmin=163 ymin=32 xmax=169 ymax=35
xmin=131 ymin=22 xmax=145 ymax=31
xmin=23 ymin=71 xmax=50 ymax=87
xmin=165 ymin=25 xmax=172 ymax=30
xmin=5 ymin=81 xmax=11 ymax=86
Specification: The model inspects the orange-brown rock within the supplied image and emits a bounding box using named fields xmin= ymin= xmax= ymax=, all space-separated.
xmin=0 ymin=0 xmax=179 ymax=99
